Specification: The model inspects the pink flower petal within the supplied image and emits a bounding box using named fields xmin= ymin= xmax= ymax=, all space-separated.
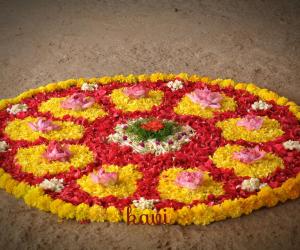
xmin=175 ymin=171 xmax=203 ymax=190
xmin=123 ymin=85 xmax=149 ymax=99
xmin=187 ymin=88 xmax=223 ymax=109
xmin=90 ymin=169 xmax=119 ymax=186
xmin=237 ymin=115 xmax=263 ymax=130
xmin=61 ymin=93 xmax=95 ymax=110
xmin=233 ymin=146 xmax=266 ymax=164
xmin=90 ymin=173 xmax=100 ymax=183
xmin=43 ymin=141 xmax=71 ymax=162
xmin=28 ymin=118 xmax=61 ymax=133
xmin=28 ymin=122 xmax=38 ymax=131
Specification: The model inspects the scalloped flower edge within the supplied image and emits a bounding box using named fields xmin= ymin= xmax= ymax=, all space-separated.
xmin=0 ymin=73 xmax=299 ymax=226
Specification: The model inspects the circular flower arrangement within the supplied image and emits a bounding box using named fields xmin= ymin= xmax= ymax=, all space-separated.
xmin=0 ymin=73 xmax=299 ymax=226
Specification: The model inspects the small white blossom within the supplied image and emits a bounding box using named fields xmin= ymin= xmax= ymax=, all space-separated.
xmin=7 ymin=103 xmax=28 ymax=115
xmin=132 ymin=197 xmax=159 ymax=210
xmin=240 ymin=178 xmax=261 ymax=192
xmin=283 ymin=140 xmax=300 ymax=151
xmin=0 ymin=141 xmax=9 ymax=152
xmin=81 ymin=82 xmax=98 ymax=91
xmin=251 ymin=100 xmax=272 ymax=110
xmin=39 ymin=178 xmax=64 ymax=192
xmin=259 ymin=183 xmax=268 ymax=189
xmin=167 ymin=80 xmax=184 ymax=91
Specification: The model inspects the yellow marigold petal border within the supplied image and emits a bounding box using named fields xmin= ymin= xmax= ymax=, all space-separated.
xmin=1 ymin=73 xmax=298 ymax=119
xmin=0 ymin=168 xmax=299 ymax=225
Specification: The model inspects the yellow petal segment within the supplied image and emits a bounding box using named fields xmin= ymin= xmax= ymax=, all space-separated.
xmin=38 ymin=97 xmax=107 ymax=122
xmin=174 ymin=94 xmax=236 ymax=118
xmin=77 ymin=164 xmax=142 ymax=198
xmin=158 ymin=167 xmax=224 ymax=204
xmin=110 ymin=88 xmax=164 ymax=112
xmin=216 ymin=116 xmax=284 ymax=142
xmin=15 ymin=144 xmax=94 ymax=176
xmin=4 ymin=117 xmax=84 ymax=142
xmin=211 ymin=144 xmax=284 ymax=178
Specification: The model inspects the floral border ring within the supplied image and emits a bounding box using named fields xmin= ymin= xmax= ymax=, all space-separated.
xmin=0 ymin=73 xmax=299 ymax=225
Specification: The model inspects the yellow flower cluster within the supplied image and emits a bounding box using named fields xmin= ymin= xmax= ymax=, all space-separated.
xmin=4 ymin=117 xmax=84 ymax=142
xmin=110 ymin=88 xmax=164 ymax=112
xmin=77 ymin=164 xmax=142 ymax=198
xmin=38 ymin=97 xmax=107 ymax=122
xmin=211 ymin=145 xmax=284 ymax=178
xmin=157 ymin=167 xmax=224 ymax=203
xmin=216 ymin=116 xmax=284 ymax=143
xmin=174 ymin=94 xmax=236 ymax=118
xmin=0 ymin=168 xmax=124 ymax=222
xmin=15 ymin=144 xmax=94 ymax=176
xmin=0 ymin=73 xmax=299 ymax=119
xmin=0 ymin=165 xmax=300 ymax=225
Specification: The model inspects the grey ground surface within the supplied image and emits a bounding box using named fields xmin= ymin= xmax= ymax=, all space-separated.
xmin=0 ymin=0 xmax=299 ymax=249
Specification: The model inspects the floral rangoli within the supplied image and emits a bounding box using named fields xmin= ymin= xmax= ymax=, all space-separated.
xmin=0 ymin=73 xmax=299 ymax=225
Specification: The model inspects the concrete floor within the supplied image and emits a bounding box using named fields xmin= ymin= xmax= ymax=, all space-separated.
xmin=0 ymin=0 xmax=299 ymax=249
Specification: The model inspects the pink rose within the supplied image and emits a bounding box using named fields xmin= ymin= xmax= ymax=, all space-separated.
xmin=123 ymin=85 xmax=149 ymax=99
xmin=187 ymin=88 xmax=223 ymax=109
xmin=43 ymin=141 xmax=71 ymax=162
xmin=233 ymin=146 xmax=266 ymax=164
xmin=28 ymin=118 xmax=61 ymax=133
xmin=175 ymin=171 xmax=203 ymax=190
xmin=91 ymin=169 xmax=119 ymax=186
xmin=61 ymin=93 xmax=95 ymax=110
xmin=237 ymin=115 xmax=263 ymax=130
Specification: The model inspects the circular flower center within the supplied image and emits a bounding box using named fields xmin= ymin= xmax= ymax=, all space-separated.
xmin=125 ymin=118 xmax=180 ymax=142
xmin=141 ymin=120 xmax=164 ymax=132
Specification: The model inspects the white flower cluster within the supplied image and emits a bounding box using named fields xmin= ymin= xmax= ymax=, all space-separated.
xmin=39 ymin=178 xmax=64 ymax=192
xmin=132 ymin=197 xmax=159 ymax=210
xmin=81 ymin=82 xmax=98 ymax=91
xmin=167 ymin=80 xmax=184 ymax=91
xmin=283 ymin=140 xmax=300 ymax=151
xmin=7 ymin=103 xmax=28 ymax=115
xmin=0 ymin=141 xmax=9 ymax=152
xmin=251 ymin=100 xmax=272 ymax=110
xmin=239 ymin=178 xmax=267 ymax=192
xmin=108 ymin=119 xmax=195 ymax=155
